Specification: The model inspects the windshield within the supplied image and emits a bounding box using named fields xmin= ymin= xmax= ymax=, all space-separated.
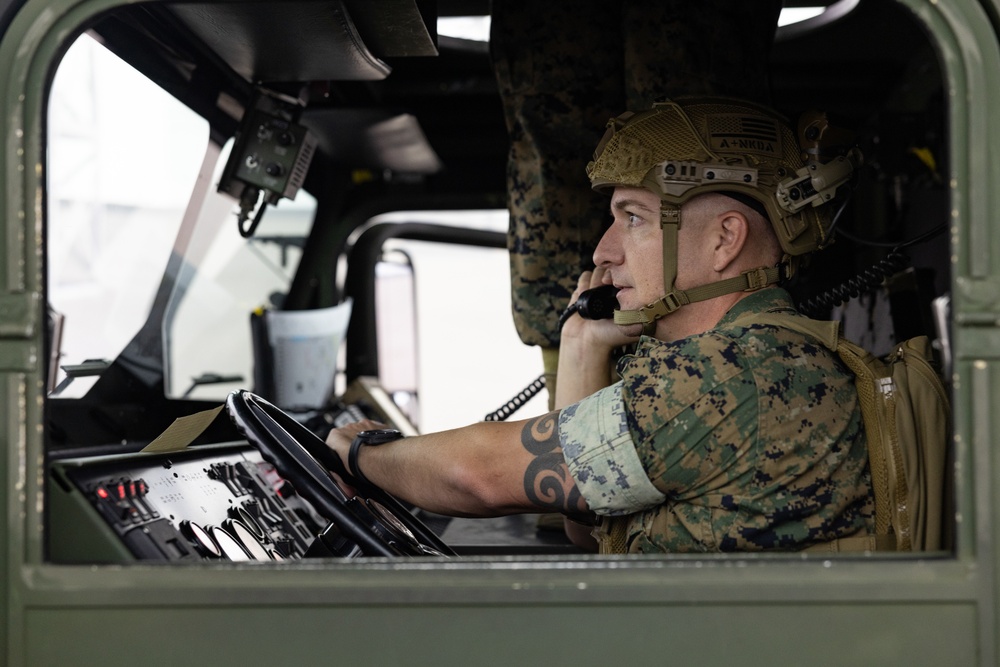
xmin=47 ymin=33 xmax=206 ymax=396
xmin=47 ymin=32 xmax=316 ymax=403
xmin=164 ymin=148 xmax=316 ymax=401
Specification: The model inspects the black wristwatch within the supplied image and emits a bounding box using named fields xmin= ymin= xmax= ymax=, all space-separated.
xmin=348 ymin=428 xmax=403 ymax=487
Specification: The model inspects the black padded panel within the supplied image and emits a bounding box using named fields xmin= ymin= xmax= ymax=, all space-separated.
xmin=168 ymin=1 xmax=400 ymax=82
xmin=345 ymin=0 xmax=438 ymax=58
xmin=302 ymin=109 xmax=442 ymax=173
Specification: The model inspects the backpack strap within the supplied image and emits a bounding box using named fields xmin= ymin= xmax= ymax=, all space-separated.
xmin=730 ymin=311 xmax=840 ymax=351
xmin=825 ymin=337 xmax=902 ymax=547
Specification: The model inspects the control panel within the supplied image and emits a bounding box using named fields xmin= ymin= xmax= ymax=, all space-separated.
xmin=48 ymin=442 xmax=355 ymax=563
xmin=229 ymin=109 xmax=316 ymax=202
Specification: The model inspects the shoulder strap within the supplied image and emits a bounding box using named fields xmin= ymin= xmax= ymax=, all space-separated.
xmin=729 ymin=311 xmax=841 ymax=351
xmin=823 ymin=337 xmax=900 ymax=545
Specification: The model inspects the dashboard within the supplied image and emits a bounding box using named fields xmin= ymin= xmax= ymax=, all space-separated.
xmin=48 ymin=442 xmax=360 ymax=563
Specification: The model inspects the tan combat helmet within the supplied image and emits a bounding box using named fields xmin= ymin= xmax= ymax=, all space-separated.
xmin=586 ymin=96 xmax=861 ymax=334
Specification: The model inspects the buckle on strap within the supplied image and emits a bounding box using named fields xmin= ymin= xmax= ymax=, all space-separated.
xmin=743 ymin=267 xmax=772 ymax=291
xmin=614 ymin=292 xmax=686 ymax=327
xmin=660 ymin=207 xmax=680 ymax=227
xmin=646 ymin=292 xmax=683 ymax=317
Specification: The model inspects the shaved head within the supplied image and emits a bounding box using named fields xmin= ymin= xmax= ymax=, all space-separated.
xmin=681 ymin=193 xmax=782 ymax=268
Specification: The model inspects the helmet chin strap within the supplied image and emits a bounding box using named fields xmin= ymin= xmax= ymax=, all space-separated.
xmin=612 ymin=203 xmax=787 ymax=335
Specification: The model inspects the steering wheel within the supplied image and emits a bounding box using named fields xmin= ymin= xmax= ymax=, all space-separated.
xmin=225 ymin=390 xmax=454 ymax=557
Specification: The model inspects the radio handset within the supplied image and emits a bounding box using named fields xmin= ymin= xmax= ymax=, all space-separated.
xmin=557 ymin=284 xmax=619 ymax=331
xmin=484 ymin=284 xmax=620 ymax=422
xmin=572 ymin=284 xmax=619 ymax=321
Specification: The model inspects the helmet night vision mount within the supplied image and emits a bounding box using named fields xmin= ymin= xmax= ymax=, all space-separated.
xmin=586 ymin=96 xmax=861 ymax=334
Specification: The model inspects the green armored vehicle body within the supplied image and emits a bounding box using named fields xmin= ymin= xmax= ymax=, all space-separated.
xmin=0 ymin=0 xmax=996 ymax=664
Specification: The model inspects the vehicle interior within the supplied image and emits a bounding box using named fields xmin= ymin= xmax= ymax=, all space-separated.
xmin=39 ymin=0 xmax=953 ymax=563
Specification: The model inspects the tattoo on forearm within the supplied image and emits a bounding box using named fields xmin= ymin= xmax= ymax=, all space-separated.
xmin=520 ymin=412 xmax=586 ymax=516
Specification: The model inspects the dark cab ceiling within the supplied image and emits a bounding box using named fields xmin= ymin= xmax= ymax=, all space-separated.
xmin=85 ymin=0 xmax=941 ymax=202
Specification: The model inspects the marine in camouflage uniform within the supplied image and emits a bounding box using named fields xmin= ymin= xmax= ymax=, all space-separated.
xmin=559 ymin=287 xmax=875 ymax=553
xmin=490 ymin=0 xmax=783 ymax=352
xmin=552 ymin=95 xmax=873 ymax=553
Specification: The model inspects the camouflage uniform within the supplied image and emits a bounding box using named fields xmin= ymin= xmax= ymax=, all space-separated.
xmin=491 ymin=0 xmax=784 ymax=349
xmin=558 ymin=288 xmax=875 ymax=553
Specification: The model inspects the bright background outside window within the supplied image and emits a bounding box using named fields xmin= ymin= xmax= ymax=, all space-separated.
xmin=47 ymin=34 xmax=208 ymax=394
xmin=371 ymin=210 xmax=548 ymax=433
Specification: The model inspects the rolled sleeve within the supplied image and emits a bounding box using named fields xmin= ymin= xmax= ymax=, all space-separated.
xmin=558 ymin=383 xmax=666 ymax=516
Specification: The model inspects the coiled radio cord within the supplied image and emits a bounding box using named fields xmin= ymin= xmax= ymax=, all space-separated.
xmin=798 ymin=249 xmax=910 ymax=318
xmin=483 ymin=374 xmax=547 ymax=422
xmin=798 ymin=221 xmax=947 ymax=318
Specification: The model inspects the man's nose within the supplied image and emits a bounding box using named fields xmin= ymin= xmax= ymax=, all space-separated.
xmin=593 ymin=223 xmax=622 ymax=268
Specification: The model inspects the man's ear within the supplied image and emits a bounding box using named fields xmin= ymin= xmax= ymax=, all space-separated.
xmin=712 ymin=211 xmax=750 ymax=273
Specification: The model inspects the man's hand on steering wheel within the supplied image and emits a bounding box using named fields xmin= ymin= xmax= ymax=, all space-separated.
xmin=325 ymin=418 xmax=386 ymax=495
xmin=225 ymin=391 xmax=453 ymax=557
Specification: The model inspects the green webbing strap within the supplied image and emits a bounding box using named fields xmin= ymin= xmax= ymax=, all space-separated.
xmin=730 ymin=311 xmax=840 ymax=350
xmin=598 ymin=521 xmax=897 ymax=555
xmin=661 ymin=205 xmax=680 ymax=310
xmin=613 ymin=265 xmax=785 ymax=327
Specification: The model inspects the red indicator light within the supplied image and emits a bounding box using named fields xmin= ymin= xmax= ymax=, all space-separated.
xmin=117 ymin=483 xmax=126 ymax=500
xmin=129 ymin=482 xmax=137 ymax=497
xmin=96 ymin=486 xmax=109 ymax=500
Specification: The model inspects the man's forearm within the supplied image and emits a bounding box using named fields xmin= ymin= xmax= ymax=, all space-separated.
xmin=353 ymin=420 xmax=522 ymax=516
xmin=342 ymin=414 xmax=589 ymax=519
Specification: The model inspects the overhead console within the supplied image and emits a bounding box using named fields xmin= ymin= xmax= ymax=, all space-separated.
xmin=166 ymin=0 xmax=438 ymax=83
